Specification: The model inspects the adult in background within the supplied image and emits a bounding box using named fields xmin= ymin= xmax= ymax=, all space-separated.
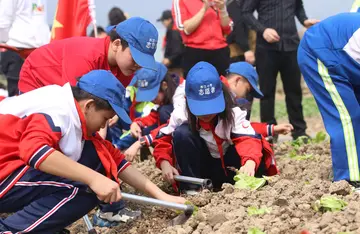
xmin=0 ymin=0 xmax=50 ymax=96
xmin=108 ymin=7 xmax=128 ymax=26
xmin=157 ymin=10 xmax=184 ymax=77
xmin=241 ymin=0 xmax=319 ymax=140
xmin=172 ymin=0 xmax=233 ymax=77
xmin=226 ymin=0 xmax=255 ymax=65
xmin=227 ymin=0 xmax=256 ymax=119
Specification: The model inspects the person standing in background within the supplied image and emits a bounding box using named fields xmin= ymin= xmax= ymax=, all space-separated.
xmin=108 ymin=7 xmax=128 ymax=26
xmin=172 ymin=0 xmax=233 ymax=77
xmin=226 ymin=0 xmax=255 ymax=65
xmin=226 ymin=0 xmax=256 ymax=120
xmin=157 ymin=10 xmax=184 ymax=77
xmin=0 ymin=0 xmax=50 ymax=96
xmin=241 ymin=0 xmax=319 ymax=140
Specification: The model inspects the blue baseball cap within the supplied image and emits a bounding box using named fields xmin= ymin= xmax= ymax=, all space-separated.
xmin=186 ymin=62 xmax=225 ymax=116
xmin=129 ymin=62 xmax=168 ymax=102
xmin=76 ymin=70 xmax=132 ymax=124
xmin=226 ymin=62 xmax=263 ymax=98
xmin=107 ymin=17 xmax=158 ymax=71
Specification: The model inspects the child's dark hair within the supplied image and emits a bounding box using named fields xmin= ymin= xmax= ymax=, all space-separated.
xmin=108 ymin=7 xmax=126 ymax=26
xmin=71 ymin=78 xmax=112 ymax=111
xmin=161 ymin=73 xmax=178 ymax=105
xmin=186 ymin=85 xmax=235 ymax=134
xmin=89 ymin=26 xmax=105 ymax=37
xmin=109 ymin=30 xmax=129 ymax=50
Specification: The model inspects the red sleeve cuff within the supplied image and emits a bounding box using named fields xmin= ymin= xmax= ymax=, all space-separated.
xmin=136 ymin=121 xmax=144 ymax=128
xmin=143 ymin=134 xmax=153 ymax=147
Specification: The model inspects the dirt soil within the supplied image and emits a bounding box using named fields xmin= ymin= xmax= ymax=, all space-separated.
xmin=67 ymin=139 xmax=360 ymax=234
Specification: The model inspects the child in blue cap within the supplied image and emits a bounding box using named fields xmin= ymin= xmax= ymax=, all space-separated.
xmin=0 ymin=70 xmax=185 ymax=233
xmin=151 ymin=62 xmax=279 ymax=191
xmin=221 ymin=62 xmax=293 ymax=137
xmin=120 ymin=62 xmax=186 ymax=161
xmin=19 ymin=17 xmax=158 ymax=94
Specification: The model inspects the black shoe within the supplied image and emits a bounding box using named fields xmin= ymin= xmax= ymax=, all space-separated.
xmin=140 ymin=147 xmax=151 ymax=161
xmin=349 ymin=181 xmax=360 ymax=188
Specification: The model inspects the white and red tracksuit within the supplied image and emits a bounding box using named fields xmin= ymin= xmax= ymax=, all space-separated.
xmin=151 ymin=106 xmax=278 ymax=189
xmin=134 ymin=77 xmax=186 ymax=146
xmin=0 ymin=83 xmax=129 ymax=233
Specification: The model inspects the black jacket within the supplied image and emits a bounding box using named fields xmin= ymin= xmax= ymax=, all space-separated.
xmin=164 ymin=24 xmax=184 ymax=69
xmin=226 ymin=0 xmax=251 ymax=52
xmin=241 ymin=0 xmax=308 ymax=51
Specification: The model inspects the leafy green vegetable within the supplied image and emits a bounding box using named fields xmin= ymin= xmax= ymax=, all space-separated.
xmin=247 ymin=227 xmax=265 ymax=234
xmin=288 ymin=149 xmax=313 ymax=160
xmin=234 ymin=174 xmax=267 ymax=190
xmin=313 ymin=196 xmax=347 ymax=212
xmin=291 ymin=136 xmax=309 ymax=147
xmin=312 ymin=131 xmax=327 ymax=143
xmin=247 ymin=206 xmax=271 ymax=216
xmin=183 ymin=201 xmax=198 ymax=216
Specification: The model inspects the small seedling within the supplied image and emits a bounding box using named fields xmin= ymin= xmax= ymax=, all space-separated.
xmin=247 ymin=206 xmax=271 ymax=216
xmin=247 ymin=227 xmax=265 ymax=234
xmin=313 ymin=195 xmax=347 ymax=212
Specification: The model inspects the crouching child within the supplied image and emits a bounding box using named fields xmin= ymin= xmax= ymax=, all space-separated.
xmin=152 ymin=62 xmax=279 ymax=192
xmin=0 ymin=70 xmax=185 ymax=233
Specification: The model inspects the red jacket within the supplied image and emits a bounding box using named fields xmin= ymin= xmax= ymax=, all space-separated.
xmin=151 ymin=119 xmax=278 ymax=176
xmin=18 ymin=36 xmax=133 ymax=93
xmin=172 ymin=0 xmax=233 ymax=50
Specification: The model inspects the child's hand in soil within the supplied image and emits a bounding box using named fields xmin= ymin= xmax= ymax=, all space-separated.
xmin=274 ymin=123 xmax=293 ymax=135
xmin=124 ymin=141 xmax=141 ymax=162
xmin=130 ymin=122 xmax=142 ymax=138
xmin=239 ymin=160 xmax=256 ymax=176
xmin=89 ymin=174 xmax=121 ymax=203
xmin=160 ymin=160 xmax=179 ymax=183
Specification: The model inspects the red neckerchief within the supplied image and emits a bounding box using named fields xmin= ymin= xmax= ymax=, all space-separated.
xmin=129 ymin=93 xmax=137 ymax=121
xmin=198 ymin=119 xmax=228 ymax=176
xmin=220 ymin=75 xmax=229 ymax=88
xmin=74 ymin=100 xmax=119 ymax=183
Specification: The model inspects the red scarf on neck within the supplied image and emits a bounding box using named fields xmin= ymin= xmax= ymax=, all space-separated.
xmin=74 ymin=100 xmax=119 ymax=183
xmin=198 ymin=119 xmax=228 ymax=176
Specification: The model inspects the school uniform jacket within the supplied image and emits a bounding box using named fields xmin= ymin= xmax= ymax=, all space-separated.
xmin=140 ymin=75 xmax=276 ymax=147
xmin=134 ymin=77 xmax=186 ymax=145
xmin=151 ymin=106 xmax=278 ymax=176
xmin=0 ymin=83 xmax=129 ymax=198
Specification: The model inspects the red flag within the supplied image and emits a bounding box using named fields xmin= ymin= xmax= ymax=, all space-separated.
xmin=51 ymin=0 xmax=94 ymax=41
